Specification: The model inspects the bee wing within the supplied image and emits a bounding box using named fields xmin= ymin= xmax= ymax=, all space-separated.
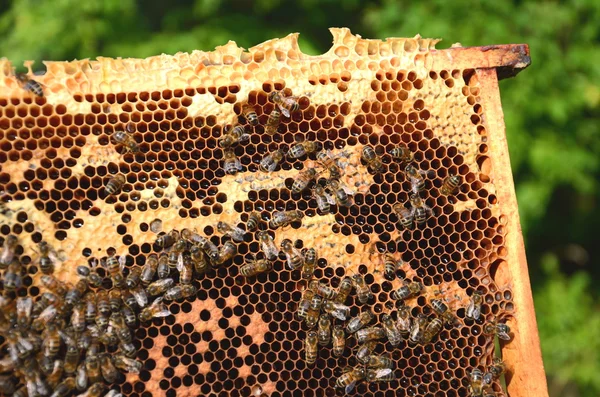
xmin=26 ymin=380 xmax=37 ymax=397
xmin=17 ymin=296 xmax=33 ymax=315
xmin=341 ymin=185 xmax=355 ymax=195
xmin=371 ymin=368 xmax=393 ymax=379
xmin=176 ymin=254 xmax=184 ymax=272
xmin=497 ymin=330 xmax=511 ymax=341
xmin=132 ymin=287 xmax=148 ymax=308
xmin=277 ymin=104 xmax=291 ymax=118
xmin=483 ymin=372 xmax=493 ymax=385
xmin=325 ymin=192 xmax=337 ymax=205
xmin=154 ymin=308 xmax=171 ymax=318
xmin=344 ymin=381 xmax=357 ymax=394
xmin=329 ymin=309 xmax=348 ymax=321
xmin=118 ymin=255 xmax=127 ymax=272
xmin=239 ymin=133 xmax=251 ymax=143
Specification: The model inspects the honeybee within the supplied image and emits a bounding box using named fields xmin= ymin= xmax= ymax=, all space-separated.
xmin=65 ymin=279 xmax=89 ymax=307
xmin=483 ymin=321 xmax=511 ymax=341
xmin=346 ymin=310 xmax=375 ymax=334
xmin=113 ymin=355 xmax=143 ymax=373
xmin=146 ymin=278 xmax=174 ymax=296
xmin=139 ymin=297 xmax=171 ymax=322
xmin=410 ymin=194 xmax=432 ymax=226
xmin=240 ymin=255 xmax=272 ymax=277
xmin=352 ymin=274 xmax=372 ymax=304
xmin=366 ymin=368 xmax=396 ymax=383
xmin=190 ymin=244 xmax=210 ymax=275
xmin=430 ymin=299 xmax=457 ymax=325
xmin=85 ymin=352 xmax=102 ymax=384
xmin=95 ymin=312 xmax=109 ymax=329
xmin=63 ymin=337 xmax=81 ymax=375
xmin=292 ymin=168 xmax=318 ymax=194
xmin=441 ymin=174 xmax=462 ymax=196
xmin=16 ymin=296 xmax=32 ymax=330
xmin=259 ymin=149 xmax=285 ymax=172
xmin=257 ymin=231 xmax=279 ymax=261
xmin=3 ymin=260 xmax=23 ymax=293
xmin=155 ymin=253 xmax=168 ymax=280
xmin=381 ymin=314 xmax=402 ymax=346
xmin=112 ymin=129 xmax=139 ymax=154
xmin=223 ymin=149 xmax=243 ymax=175
xmin=296 ymin=289 xmax=314 ymax=320
xmin=332 ymin=325 xmax=346 ymax=357
xmin=366 ymin=355 xmax=394 ymax=370
xmin=264 ymin=108 xmax=281 ymax=135
xmin=468 ymin=368 xmax=485 ymax=397
xmin=409 ymin=315 xmax=428 ymax=345
xmin=51 ymin=377 xmax=76 ymax=397
xmin=217 ymin=221 xmax=246 ymax=242
xmin=317 ymin=314 xmax=332 ymax=346
xmin=41 ymin=275 xmax=69 ymax=296
xmin=119 ymin=341 xmax=137 ymax=358
xmin=177 ymin=255 xmax=194 ymax=284
xmin=312 ymin=184 xmax=335 ymax=215
xmin=242 ymin=104 xmax=259 ymax=126
xmin=132 ymin=284 xmax=149 ymax=307
xmin=304 ymin=330 xmax=319 ymax=366
xmin=198 ymin=236 xmax=220 ymax=264
xmin=75 ymin=363 xmax=88 ymax=391
xmin=404 ymin=164 xmax=429 ymax=194
xmin=335 ymin=277 xmax=353 ymax=304
xmin=270 ymin=210 xmax=304 ymax=229
xmin=323 ymin=300 xmax=350 ymax=321
xmin=301 ymin=248 xmax=317 ymax=279
xmin=216 ymin=241 xmax=237 ymax=265
xmin=356 ymin=326 xmax=386 ymax=343
xmin=269 ymin=90 xmax=299 ymax=117
xmin=336 ymin=366 xmax=366 ymax=394
xmin=45 ymin=359 xmax=65 ymax=388
xmin=466 ymin=291 xmax=484 ymax=321
xmin=218 ymin=124 xmax=250 ymax=149
xmin=38 ymin=241 xmax=57 ymax=275
xmin=83 ymin=294 xmax=97 ymax=324
xmin=104 ymin=174 xmax=126 ymax=196
xmin=125 ymin=267 xmax=142 ymax=289
xmin=246 ymin=211 xmax=261 ymax=231
xmin=7 ymin=330 xmax=35 ymax=363
xmin=422 ymin=318 xmax=443 ymax=343
xmin=390 ymin=145 xmax=413 ymax=163
xmin=393 ymin=204 xmax=414 ymax=229
xmin=15 ymin=73 xmax=44 ymax=96
xmin=76 ymin=264 xmax=103 ymax=288
xmin=280 ymin=239 xmax=304 ymax=270
xmin=119 ymin=288 xmax=136 ymax=309
xmin=484 ymin=357 xmax=506 ymax=384
xmin=140 ymin=254 xmax=158 ymax=286
xmin=43 ymin=323 xmax=62 ymax=358
xmin=167 ymin=239 xmax=186 ymax=271
xmin=384 ymin=253 xmax=403 ymax=280
xmin=122 ymin=305 xmax=137 ymax=328
xmin=362 ymin=145 xmax=384 ymax=173
xmin=156 ymin=230 xmax=179 ymax=249
xmin=327 ymin=178 xmax=354 ymax=207
xmin=0 ymin=235 xmax=17 ymax=268
xmin=70 ymin=303 xmax=86 ymax=332
xmin=316 ymin=150 xmax=345 ymax=180
xmin=305 ymin=296 xmax=323 ymax=329
xmin=310 ymin=280 xmax=337 ymax=300
xmin=288 ymin=140 xmax=321 ymax=159
xmin=391 ymin=281 xmax=423 ymax=301
xmin=80 ymin=382 xmax=107 ymax=397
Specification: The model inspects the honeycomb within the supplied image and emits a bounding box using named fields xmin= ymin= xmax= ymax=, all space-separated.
xmin=0 ymin=28 xmax=547 ymax=397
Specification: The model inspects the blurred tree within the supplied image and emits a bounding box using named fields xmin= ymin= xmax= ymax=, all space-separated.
xmin=0 ymin=0 xmax=598 ymax=395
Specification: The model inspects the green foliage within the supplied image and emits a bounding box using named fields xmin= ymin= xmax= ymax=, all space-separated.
xmin=0 ymin=0 xmax=598 ymax=395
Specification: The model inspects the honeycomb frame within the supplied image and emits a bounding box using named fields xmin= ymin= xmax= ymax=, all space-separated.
xmin=0 ymin=28 xmax=547 ymax=397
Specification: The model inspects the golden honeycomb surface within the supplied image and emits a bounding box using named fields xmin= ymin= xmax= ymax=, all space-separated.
xmin=0 ymin=28 xmax=544 ymax=397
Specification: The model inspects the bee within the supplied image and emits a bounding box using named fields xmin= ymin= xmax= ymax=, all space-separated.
xmin=94 ymin=290 xmax=109 ymax=317
xmin=104 ymin=173 xmax=126 ymax=196
xmin=366 ymin=355 xmax=394 ymax=370
xmin=218 ymin=124 xmax=250 ymax=149
xmin=196 ymin=236 xmax=220 ymax=264
xmin=112 ymin=129 xmax=139 ymax=154
xmin=45 ymin=359 xmax=65 ymax=388
xmin=140 ymin=254 xmax=158 ymax=286
xmin=356 ymin=326 xmax=386 ymax=343
xmin=16 ymin=296 xmax=32 ymax=330
xmin=422 ymin=317 xmax=443 ymax=343
xmin=146 ymin=278 xmax=174 ymax=296
xmin=95 ymin=312 xmax=109 ymax=329
xmin=483 ymin=321 xmax=511 ymax=341
xmin=216 ymin=241 xmax=237 ymax=265
xmin=336 ymin=366 xmax=366 ymax=394
xmin=83 ymin=294 xmax=97 ymax=324
xmin=76 ymin=363 xmax=88 ymax=391
xmin=217 ymin=221 xmax=246 ymax=242
xmin=323 ymin=300 xmax=350 ymax=321
xmin=168 ymin=239 xmax=187 ymax=270
xmin=240 ymin=255 xmax=272 ymax=277
xmin=468 ymin=368 xmax=485 ymax=397
xmin=431 ymin=299 xmax=457 ymax=325
xmin=63 ymin=336 xmax=81 ymax=375
xmin=301 ymin=248 xmax=317 ymax=279
xmin=0 ymin=235 xmax=18 ymax=268
xmin=269 ymin=210 xmax=304 ymax=229
xmin=76 ymin=264 xmax=103 ymax=288
xmin=291 ymin=168 xmax=318 ymax=194
xmin=105 ymin=254 xmax=126 ymax=288
xmin=98 ymin=324 xmax=118 ymax=347
xmin=178 ymin=255 xmax=194 ymax=284
xmin=466 ymin=291 xmax=484 ymax=321
xmin=264 ymin=108 xmax=281 ymax=135
xmin=65 ymin=279 xmax=89 ymax=307
xmin=157 ymin=252 xmax=170 ymax=279
xmin=335 ymin=277 xmax=353 ymax=304
xmin=125 ymin=267 xmax=142 ymax=289
xmin=164 ymin=284 xmax=197 ymax=301
xmin=305 ymin=295 xmax=323 ymax=329
xmin=352 ymin=274 xmax=372 ymax=304
xmin=38 ymin=241 xmax=56 ymax=274
xmin=15 ymin=73 xmax=44 ymax=96
xmin=7 ymin=330 xmax=35 ymax=363
xmin=269 ymin=90 xmax=299 ymax=117
xmin=43 ymin=323 xmax=62 ymax=358
xmin=484 ymin=357 xmax=506 ymax=384
xmin=3 ymin=260 xmax=23 ymax=293
xmin=41 ymin=275 xmax=69 ymax=296
xmin=108 ymin=289 xmax=121 ymax=312
xmin=346 ymin=310 xmax=375 ymax=334
xmin=410 ymin=194 xmax=432 ymax=226
xmin=139 ymin=297 xmax=171 ymax=322
xmin=384 ymin=253 xmax=403 ymax=280
xmin=70 ymin=303 xmax=86 ymax=332
xmin=382 ymin=314 xmax=402 ymax=346
xmin=441 ymin=174 xmax=462 ymax=196
xmin=122 ymin=305 xmax=137 ymax=328
xmin=332 ymin=325 xmax=346 ymax=357
xmin=85 ymin=351 xmax=102 ymax=384
xmin=404 ymin=164 xmax=429 ymax=194
xmin=393 ymin=204 xmax=414 ymax=229
xmin=390 ymin=144 xmax=413 ymax=163
xmin=242 ymin=104 xmax=259 ymax=126
xmin=113 ymin=355 xmax=143 ymax=374
xmin=288 ymin=140 xmax=321 ymax=159
xmin=296 ymin=289 xmax=314 ymax=320
xmin=246 ymin=211 xmax=261 ymax=231
xmin=257 ymin=231 xmax=278 ymax=261
xmin=310 ymin=280 xmax=337 ymax=300
xmin=366 ymin=368 xmax=396 ymax=383
xmin=316 ymin=150 xmax=344 ymax=180
xmin=190 ymin=244 xmax=210 ymax=275
xmin=281 ymin=239 xmax=304 ymax=270
xmin=80 ymin=382 xmax=107 ymax=397
xmin=327 ymin=178 xmax=353 ymax=207
xmin=391 ymin=281 xmax=423 ymax=301
xmin=156 ymin=230 xmax=179 ymax=249
xmin=361 ymin=145 xmax=384 ymax=173
xmin=259 ymin=148 xmax=285 ymax=172
xmin=312 ymin=184 xmax=335 ymax=215
xmin=304 ymin=331 xmax=318 ymax=366
xmin=112 ymin=315 xmax=132 ymax=344
xmin=223 ymin=149 xmax=243 ymax=175
xmin=409 ymin=315 xmax=429 ymax=345
xmin=119 ymin=341 xmax=137 ymax=358
xmin=317 ymin=314 xmax=332 ymax=346
xmin=51 ymin=377 xmax=76 ymax=397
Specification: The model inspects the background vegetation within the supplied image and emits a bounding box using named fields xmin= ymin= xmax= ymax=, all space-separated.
xmin=1 ymin=0 xmax=598 ymax=395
